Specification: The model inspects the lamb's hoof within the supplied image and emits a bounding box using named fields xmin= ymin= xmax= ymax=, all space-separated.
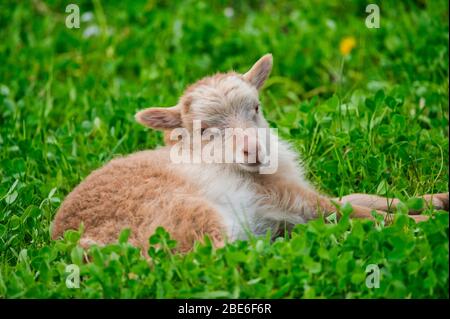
xmin=423 ymin=193 xmax=449 ymax=212
xmin=435 ymin=193 xmax=449 ymax=211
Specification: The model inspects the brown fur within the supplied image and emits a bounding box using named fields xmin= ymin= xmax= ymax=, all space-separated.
xmin=52 ymin=148 xmax=225 ymax=253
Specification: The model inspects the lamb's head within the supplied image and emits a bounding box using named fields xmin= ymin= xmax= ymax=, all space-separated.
xmin=135 ymin=54 xmax=275 ymax=173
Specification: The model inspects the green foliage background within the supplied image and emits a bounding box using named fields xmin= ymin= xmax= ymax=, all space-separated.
xmin=0 ymin=0 xmax=448 ymax=298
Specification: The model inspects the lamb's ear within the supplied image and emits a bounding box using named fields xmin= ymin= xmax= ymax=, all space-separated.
xmin=243 ymin=54 xmax=273 ymax=90
xmin=135 ymin=106 xmax=182 ymax=129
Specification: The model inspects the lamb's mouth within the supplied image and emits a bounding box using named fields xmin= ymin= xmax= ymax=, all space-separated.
xmin=238 ymin=162 xmax=262 ymax=172
xmin=244 ymin=162 xmax=260 ymax=167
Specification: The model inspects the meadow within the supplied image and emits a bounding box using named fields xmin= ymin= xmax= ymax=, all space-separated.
xmin=0 ymin=0 xmax=448 ymax=298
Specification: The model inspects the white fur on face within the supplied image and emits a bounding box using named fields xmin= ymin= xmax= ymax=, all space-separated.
xmin=187 ymin=75 xmax=263 ymax=129
xmin=178 ymin=74 xmax=271 ymax=171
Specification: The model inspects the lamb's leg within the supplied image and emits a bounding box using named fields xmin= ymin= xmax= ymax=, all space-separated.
xmin=335 ymin=193 xmax=449 ymax=214
xmin=256 ymin=178 xmax=400 ymax=222
xmin=256 ymin=178 xmax=428 ymax=223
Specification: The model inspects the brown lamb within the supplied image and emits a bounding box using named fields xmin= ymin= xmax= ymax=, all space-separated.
xmin=52 ymin=54 xmax=449 ymax=253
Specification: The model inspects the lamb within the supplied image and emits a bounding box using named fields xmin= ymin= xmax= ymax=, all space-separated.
xmin=51 ymin=54 xmax=449 ymax=253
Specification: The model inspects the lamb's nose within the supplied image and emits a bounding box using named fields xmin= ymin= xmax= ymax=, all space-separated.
xmin=243 ymin=137 xmax=260 ymax=164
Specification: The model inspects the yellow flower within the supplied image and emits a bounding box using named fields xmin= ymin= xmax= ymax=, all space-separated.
xmin=339 ymin=37 xmax=356 ymax=56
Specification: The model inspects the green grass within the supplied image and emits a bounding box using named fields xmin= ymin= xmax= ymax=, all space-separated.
xmin=0 ymin=0 xmax=448 ymax=298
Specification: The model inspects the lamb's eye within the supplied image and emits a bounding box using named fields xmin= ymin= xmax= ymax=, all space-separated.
xmin=255 ymin=103 xmax=260 ymax=113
